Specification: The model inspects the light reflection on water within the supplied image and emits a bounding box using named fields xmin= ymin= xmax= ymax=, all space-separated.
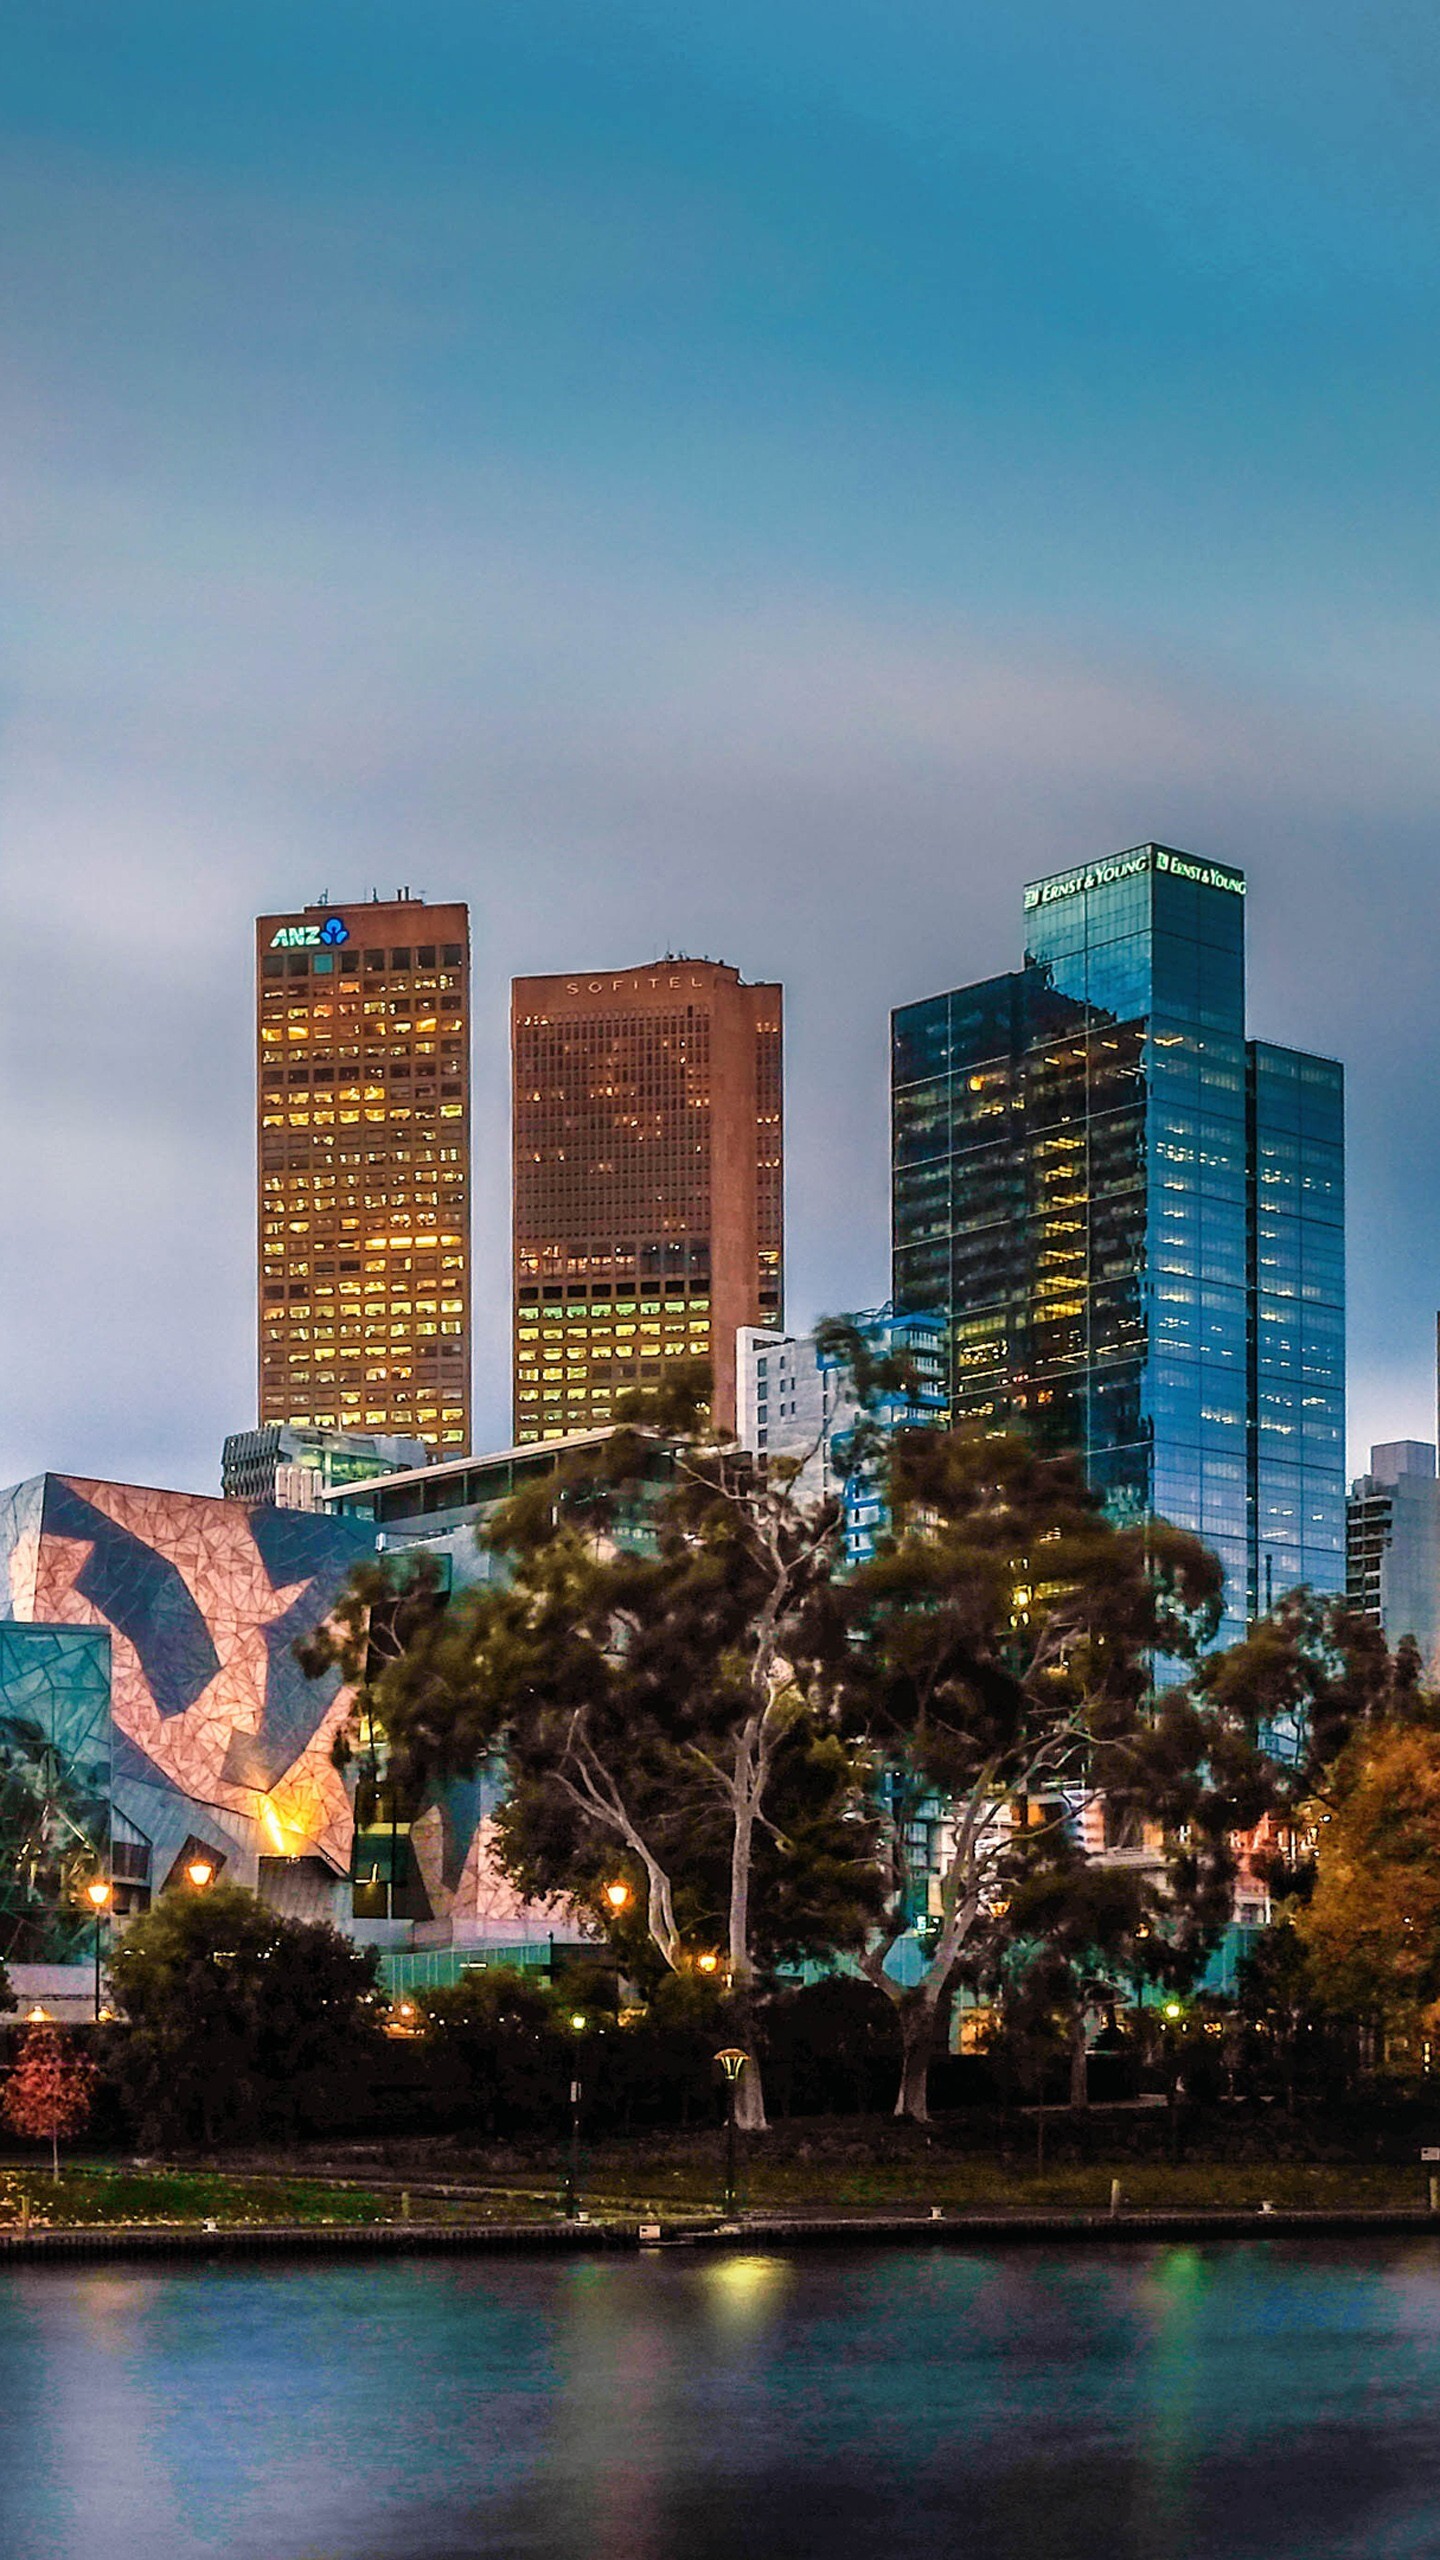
xmin=5 ymin=2242 xmax=1440 ymax=2560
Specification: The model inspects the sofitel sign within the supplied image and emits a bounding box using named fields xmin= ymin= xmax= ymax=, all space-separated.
xmin=270 ymin=917 xmax=350 ymax=950
xmin=1023 ymin=846 xmax=1245 ymax=911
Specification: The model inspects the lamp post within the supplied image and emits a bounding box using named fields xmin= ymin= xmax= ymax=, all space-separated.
xmin=714 ymin=2047 xmax=749 ymax=2220
xmin=604 ymin=1880 xmax=630 ymax=1915
xmin=84 ymin=1878 xmax=111 ymax=2023
xmin=185 ymin=1856 xmax=215 ymax=1891
xmin=563 ymin=2010 xmax=587 ymax=2219
xmin=1161 ymin=1999 xmax=1185 ymax=2163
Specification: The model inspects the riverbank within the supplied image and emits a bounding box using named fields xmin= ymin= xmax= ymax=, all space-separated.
xmin=7 ymin=2201 xmax=1440 ymax=2265
xmin=5 ymin=2142 xmax=1440 ymax=2256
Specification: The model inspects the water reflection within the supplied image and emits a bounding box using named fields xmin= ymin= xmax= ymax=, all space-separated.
xmin=5 ymin=2244 xmax=1440 ymax=2560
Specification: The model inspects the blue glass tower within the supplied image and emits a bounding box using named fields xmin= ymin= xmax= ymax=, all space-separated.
xmin=892 ymin=846 xmax=1345 ymax=1636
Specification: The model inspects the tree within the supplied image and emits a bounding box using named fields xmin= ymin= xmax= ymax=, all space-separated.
xmin=1193 ymin=1589 xmax=1418 ymax=1846
xmin=108 ymin=1884 xmax=381 ymax=2146
xmin=1235 ymin=1919 xmax=1331 ymax=2109
xmin=993 ymin=1853 xmax=1160 ymax=2109
xmin=0 ymin=1958 xmax=14 ymax=2017
xmin=1297 ymin=1717 xmax=1440 ymax=2067
xmin=2 ymin=2022 xmax=95 ymax=2177
xmin=418 ymin=1967 xmax=568 ymax=2135
xmin=839 ymin=1429 xmax=1229 ymax=2122
xmin=313 ymin=1403 xmax=881 ymax=2130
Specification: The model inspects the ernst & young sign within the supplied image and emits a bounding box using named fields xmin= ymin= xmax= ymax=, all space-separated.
xmin=1024 ymin=846 xmax=1245 ymax=911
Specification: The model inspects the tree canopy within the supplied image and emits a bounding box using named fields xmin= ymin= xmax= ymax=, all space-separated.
xmin=312 ymin=1421 xmax=881 ymax=2128
xmin=108 ymin=1883 xmax=381 ymax=2145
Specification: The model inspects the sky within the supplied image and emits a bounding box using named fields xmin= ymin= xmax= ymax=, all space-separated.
xmin=2 ymin=0 xmax=1439 ymax=1493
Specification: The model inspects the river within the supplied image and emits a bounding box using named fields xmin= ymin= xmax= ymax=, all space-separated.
xmin=5 ymin=2241 xmax=1440 ymax=2558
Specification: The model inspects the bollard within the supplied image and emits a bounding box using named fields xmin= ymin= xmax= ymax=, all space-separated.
xmin=1430 ymin=2177 xmax=1438 ymax=2217
xmin=1109 ymin=2179 xmax=1122 ymax=2219
xmin=400 ymin=2191 xmax=412 ymax=2222
xmin=930 ymin=2206 xmax=943 ymax=2221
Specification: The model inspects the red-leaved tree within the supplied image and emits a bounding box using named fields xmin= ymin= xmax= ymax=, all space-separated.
xmin=2 ymin=2024 xmax=96 ymax=2179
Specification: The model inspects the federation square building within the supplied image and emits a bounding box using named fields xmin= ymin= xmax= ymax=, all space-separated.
xmin=892 ymin=845 xmax=1345 ymax=1640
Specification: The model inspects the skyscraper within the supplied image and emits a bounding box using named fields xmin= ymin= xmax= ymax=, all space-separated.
xmin=1347 ymin=1440 xmax=1440 ymax=1672
xmin=892 ymin=845 xmax=1345 ymax=1635
xmin=257 ymin=896 xmax=471 ymax=1451
xmin=511 ymin=958 xmax=783 ymax=1439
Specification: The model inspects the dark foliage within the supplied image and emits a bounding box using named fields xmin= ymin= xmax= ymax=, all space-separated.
xmin=107 ymin=1884 xmax=382 ymax=2146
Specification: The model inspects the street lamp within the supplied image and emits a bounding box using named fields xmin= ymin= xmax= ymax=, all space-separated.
xmin=697 ymin=1952 xmax=719 ymax=1976
xmin=604 ymin=1880 xmax=631 ymax=1913
xmin=563 ymin=2011 xmax=587 ymax=2220
xmin=714 ymin=2047 xmax=749 ymax=2220
xmin=185 ymin=1856 xmax=215 ymax=1890
xmin=85 ymin=1878 xmax=111 ymax=2022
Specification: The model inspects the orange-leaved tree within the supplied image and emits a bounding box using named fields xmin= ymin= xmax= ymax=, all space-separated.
xmin=1299 ymin=1716 xmax=1440 ymax=2064
xmin=2 ymin=2022 xmax=96 ymax=2179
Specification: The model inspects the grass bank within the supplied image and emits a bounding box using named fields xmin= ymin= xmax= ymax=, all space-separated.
xmin=5 ymin=2138 xmax=1440 ymax=2230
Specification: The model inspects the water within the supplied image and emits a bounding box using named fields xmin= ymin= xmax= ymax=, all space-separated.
xmin=5 ymin=2242 xmax=1440 ymax=2559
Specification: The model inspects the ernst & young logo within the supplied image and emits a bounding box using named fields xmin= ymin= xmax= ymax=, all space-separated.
xmin=1024 ymin=846 xmax=1245 ymax=910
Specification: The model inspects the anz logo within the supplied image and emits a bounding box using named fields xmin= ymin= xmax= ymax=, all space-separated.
xmin=271 ymin=917 xmax=350 ymax=950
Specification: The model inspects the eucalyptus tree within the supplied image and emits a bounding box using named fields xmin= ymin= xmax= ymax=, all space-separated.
xmin=310 ymin=1394 xmax=880 ymax=2131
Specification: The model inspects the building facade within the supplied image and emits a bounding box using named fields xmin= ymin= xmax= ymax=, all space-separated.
xmin=892 ymin=845 xmax=1346 ymax=1635
xmin=0 ymin=1475 xmax=378 ymax=1958
xmin=221 ymin=1423 xmax=430 ymax=1509
xmin=735 ymin=1305 xmax=948 ymax=1561
xmin=257 ymin=895 xmax=471 ymax=1455
xmin=1347 ymin=1440 xmax=1440 ymax=1673
xmin=0 ymin=1468 xmax=592 ymax=1983
xmin=511 ymin=958 xmax=783 ymax=1439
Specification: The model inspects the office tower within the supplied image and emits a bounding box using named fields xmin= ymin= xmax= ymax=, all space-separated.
xmin=735 ymin=1303 xmax=948 ymax=1561
xmin=512 ymin=958 xmax=783 ymax=1439
xmin=220 ymin=1423 xmax=430 ymax=1508
xmin=1348 ymin=1440 xmax=1440 ymax=1672
xmin=892 ymin=845 xmax=1345 ymax=1636
xmin=257 ymin=896 xmax=471 ymax=1453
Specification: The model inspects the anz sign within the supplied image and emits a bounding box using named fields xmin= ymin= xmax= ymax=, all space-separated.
xmin=271 ymin=917 xmax=349 ymax=950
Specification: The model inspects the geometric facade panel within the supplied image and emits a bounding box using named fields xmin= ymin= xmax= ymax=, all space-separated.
xmin=0 ymin=1476 xmax=377 ymax=1891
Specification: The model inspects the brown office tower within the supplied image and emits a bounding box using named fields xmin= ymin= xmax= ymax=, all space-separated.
xmin=256 ymin=896 xmax=471 ymax=1452
xmin=512 ymin=959 xmax=783 ymax=1440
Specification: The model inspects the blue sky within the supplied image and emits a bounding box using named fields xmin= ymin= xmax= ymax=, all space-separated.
xmin=1 ymin=0 xmax=1439 ymax=1488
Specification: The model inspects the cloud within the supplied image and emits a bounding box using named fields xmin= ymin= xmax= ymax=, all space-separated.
xmin=1 ymin=444 xmax=1438 ymax=1491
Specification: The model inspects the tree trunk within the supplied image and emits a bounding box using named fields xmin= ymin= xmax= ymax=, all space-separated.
xmin=50 ymin=2126 xmax=59 ymax=2182
xmin=1069 ymin=2015 xmax=1089 ymax=2111
xmin=894 ymin=1991 xmax=940 ymax=2124
xmin=728 ymin=1729 xmax=768 ymax=2130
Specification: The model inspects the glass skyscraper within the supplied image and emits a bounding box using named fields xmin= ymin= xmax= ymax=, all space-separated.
xmin=892 ymin=845 xmax=1345 ymax=1636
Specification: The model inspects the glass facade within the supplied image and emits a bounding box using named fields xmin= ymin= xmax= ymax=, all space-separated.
xmin=892 ymin=845 xmax=1345 ymax=1636
xmin=0 ymin=1623 xmax=112 ymax=1962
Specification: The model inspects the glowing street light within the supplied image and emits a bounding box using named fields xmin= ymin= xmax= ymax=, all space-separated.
xmin=185 ymin=1857 xmax=216 ymax=1890
xmin=714 ymin=2047 xmax=749 ymax=2219
xmin=85 ymin=1877 xmax=112 ymax=2022
xmin=604 ymin=1880 xmax=631 ymax=1913
xmin=563 ymin=2011 xmax=588 ymax=2218
xmin=696 ymin=1953 xmax=719 ymax=1975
